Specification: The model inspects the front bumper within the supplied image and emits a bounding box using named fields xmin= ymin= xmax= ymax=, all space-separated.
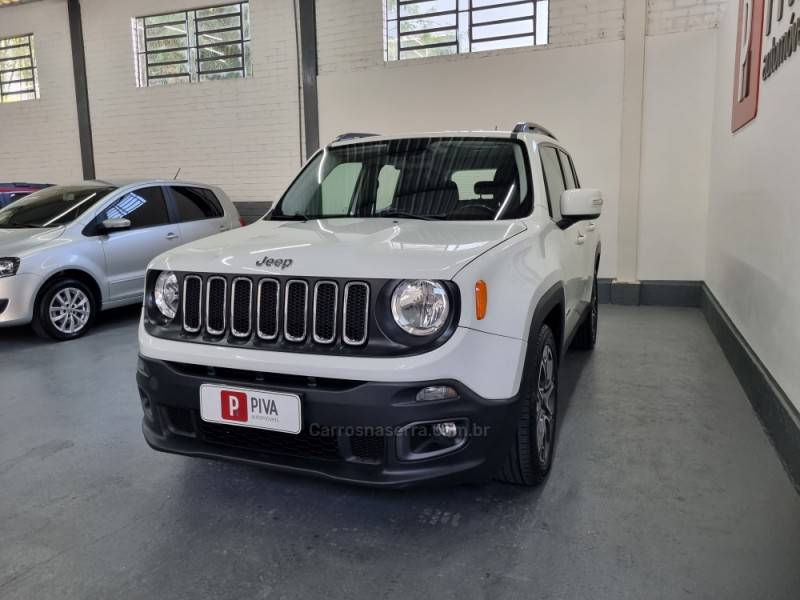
xmin=137 ymin=357 xmax=523 ymax=487
xmin=0 ymin=273 xmax=41 ymax=326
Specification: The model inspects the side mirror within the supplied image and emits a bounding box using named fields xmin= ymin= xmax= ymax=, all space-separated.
xmin=561 ymin=189 xmax=602 ymax=220
xmin=101 ymin=218 xmax=131 ymax=232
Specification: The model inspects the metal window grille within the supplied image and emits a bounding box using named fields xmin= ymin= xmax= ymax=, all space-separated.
xmin=132 ymin=1 xmax=251 ymax=87
xmin=0 ymin=34 xmax=39 ymax=103
xmin=385 ymin=0 xmax=549 ymax=61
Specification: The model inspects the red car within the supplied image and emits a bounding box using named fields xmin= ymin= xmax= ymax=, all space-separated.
xmin=0 ymin=182 xmax=52 ymax=209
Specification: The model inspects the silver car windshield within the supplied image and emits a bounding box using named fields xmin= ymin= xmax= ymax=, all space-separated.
xmin=270 ymin=138 xmax=532 ymax=222
xmin=0 ymin=186 xmax=116 ymax=228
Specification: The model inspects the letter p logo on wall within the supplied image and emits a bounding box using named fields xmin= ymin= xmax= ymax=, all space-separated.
xmin=732 ymin=0 xmax=765 ymax=132
xmin=221 ymin=390 xmax=248 ymax=422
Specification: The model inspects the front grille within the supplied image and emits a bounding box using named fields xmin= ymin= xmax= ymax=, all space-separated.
xmin=199 ymin=422 xmax=339 ymax=461
xmin=181 ymin=274 xmax=370 ymax=348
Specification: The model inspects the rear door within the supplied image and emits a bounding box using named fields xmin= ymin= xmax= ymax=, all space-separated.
xmin=168 ymin=186 xmax=229 ymax=243
xmin=100 ymin=186 xmax=180 ymax=301
xmin=540 ymin=146 xmax=585 ymax=336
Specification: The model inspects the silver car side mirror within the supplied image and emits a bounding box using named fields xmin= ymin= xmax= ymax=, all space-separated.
xmin=101 ymin=218 xmax=131 ymax=232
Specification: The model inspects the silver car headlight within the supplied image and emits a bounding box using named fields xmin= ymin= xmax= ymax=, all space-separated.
xmin=0 ymin=257 xmax=20 ymax=278
xmin=154 ymin=271 xmax=179 ymax=320
xmin=390 ymin=279 xmax=450 ymax=336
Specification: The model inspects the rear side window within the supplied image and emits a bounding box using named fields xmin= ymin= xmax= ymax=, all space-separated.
xmin=171 ymin=186 xmax=224 ymax=221
xmin=104 ymin=186 xmax=170 ymax=229
xmin=540 ymin=146 xmax=566 ymax=219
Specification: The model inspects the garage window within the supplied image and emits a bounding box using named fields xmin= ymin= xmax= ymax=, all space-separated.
xmin=132 ymin=2 xmax=251 ymax=87
xmin=385 ymin=0 xmax=548 ymax=61
xmin=0 ymin=34 xmax=39 ymax=103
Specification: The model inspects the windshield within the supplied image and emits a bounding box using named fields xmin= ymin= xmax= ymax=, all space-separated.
xmin=0 ymin=185 xmax=116 ymax=228
xmin=269 ymin=137 xmax=531 ymax=221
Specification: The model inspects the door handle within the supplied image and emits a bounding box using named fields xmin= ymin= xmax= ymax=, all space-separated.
xmin=576 ymin=233 xmax=586 ymax=245
xmin=166 ymin=232 xmax=179 ymax=240
xmin=585 ymin=222 xmax=596 ymax=232
xmin=218 ymin=224 xmax=228 ymax=231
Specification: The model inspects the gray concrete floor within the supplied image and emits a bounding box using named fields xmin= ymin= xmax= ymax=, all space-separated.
xmin=0 ymin=305 xmax=798 ymax=600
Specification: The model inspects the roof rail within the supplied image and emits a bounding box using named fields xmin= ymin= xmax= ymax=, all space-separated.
xmin=512 ymin=122 xmax=557 ymax=140
xmin=332 ymin=132 xmax=380 ymax=143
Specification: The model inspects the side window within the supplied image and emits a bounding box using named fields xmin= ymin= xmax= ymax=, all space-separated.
xmin=557 ymin=150 xmax=577 ymax=190
xmin=171 ymin=186 xmax=224 ymax=222
xmin=376 ymin=165 xmax=400 ymax=210
xmin=104 ymin=186 xmax=170 ymax=229
xmin=320 ymin=163 xmax=362 ymax=215
xmin=540 ymin=146 xmax=566 ymax=219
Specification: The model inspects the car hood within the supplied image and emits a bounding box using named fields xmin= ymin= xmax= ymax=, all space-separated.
xmin=154 ymin=218 xmax=527 ymax=280
xmin=0 ymin=227 xmax=65 ymax=258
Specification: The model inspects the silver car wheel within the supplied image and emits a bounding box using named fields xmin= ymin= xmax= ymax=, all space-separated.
xmin=535 ymin=344 xmax=556 ymax=466
xmin=49 ymin=287 xmax=91 ymax=335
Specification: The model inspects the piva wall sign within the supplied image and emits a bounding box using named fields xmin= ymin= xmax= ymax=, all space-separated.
xmin=732 ymin=0 xmax=798 ymax=132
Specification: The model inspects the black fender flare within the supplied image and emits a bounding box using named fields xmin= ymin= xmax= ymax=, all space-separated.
xmin=529 ymin=281 xmax=566 ymax=360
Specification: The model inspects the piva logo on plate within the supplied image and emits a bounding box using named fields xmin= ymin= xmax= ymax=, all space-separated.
xmin=221 ymin=390 xmax=248 ymax=422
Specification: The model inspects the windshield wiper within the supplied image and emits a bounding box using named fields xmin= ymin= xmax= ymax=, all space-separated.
xmin=373 ymin=210 xmax=439 ymax=221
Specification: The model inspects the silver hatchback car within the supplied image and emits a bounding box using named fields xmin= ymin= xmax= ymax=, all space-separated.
xmin=0 ymin=179 xmax=242 ymax=340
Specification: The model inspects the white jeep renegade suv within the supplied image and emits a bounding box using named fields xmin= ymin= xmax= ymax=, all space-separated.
xmin=137 ymin=124 xmax=603 ymax=487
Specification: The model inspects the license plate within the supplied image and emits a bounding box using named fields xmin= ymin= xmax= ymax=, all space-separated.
xmin=199 ymin=384 xmax=302 ymax=434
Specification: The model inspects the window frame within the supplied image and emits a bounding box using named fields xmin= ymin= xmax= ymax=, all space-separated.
xmin=0 ymin=33 xmax=39 ymax=103
xmin=538 ymin=143 xmax=566 ymax=222
xmin=384 ymin=0 xmax=549 ymax=62
xmin=166 ymin=185 xmax=225 ymax=222
xmin=102 ymin=185 xmax=172 ymax=231
xmin=268 ymin=136 xmax=536 ymax=221
xmin=132 ymin=1 xmax=251 ymax=88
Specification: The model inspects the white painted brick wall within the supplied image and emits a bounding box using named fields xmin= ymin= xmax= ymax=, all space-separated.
xmin=80 ymin=0 xmax=302 ymax=204
xmin=647 ymin=0 xmax=728 ymax=36
xmin=316 ymin=0 xmax=627 ymax=75
xmin=0 ymin=0 xmax=82 ymax=183
xmin=317 ymin=0 xmax=728 ymax=75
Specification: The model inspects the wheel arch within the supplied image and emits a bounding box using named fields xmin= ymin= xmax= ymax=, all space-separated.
xmin=34 ymin=268 xmax=103 ymax=310
xmin=528 ymin=281 xmax=566 ymax=360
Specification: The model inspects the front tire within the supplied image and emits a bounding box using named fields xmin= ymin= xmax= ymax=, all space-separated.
xmin=32 ymin=278 xmax=96 ymax=341
xmin=497 ymin=324 xmax=558 ymax=486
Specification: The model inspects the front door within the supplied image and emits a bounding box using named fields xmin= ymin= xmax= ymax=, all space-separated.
xmin=540 ymin=146 xmax=585 ymax=335
xmin=100 ymin=186 xmax=180 ymax=302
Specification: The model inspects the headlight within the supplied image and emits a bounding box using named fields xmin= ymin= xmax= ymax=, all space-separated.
xmin=154 ymin=271 xmax=179 ymax=320
xmin=0 ymin=258 xmax=20 ymax=278
xmin=391 ymin=279 xmax=450 ymax=336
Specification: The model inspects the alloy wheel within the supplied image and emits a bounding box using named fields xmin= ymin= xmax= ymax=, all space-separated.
xmin=49 ymin=287 xmax=91 ymax=335
xmin=535 ymin=344 xmax=556 ymax=467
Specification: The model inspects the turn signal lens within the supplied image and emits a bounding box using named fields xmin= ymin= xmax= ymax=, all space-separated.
xmin=416 ymin=386 xmax=459 ymax=402
xmin=475 ymin=280 xmax=488 ymax=320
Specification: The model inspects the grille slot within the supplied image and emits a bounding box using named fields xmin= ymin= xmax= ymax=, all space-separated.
xmin=205 ymin=276 xmax=227 ymax=335
xmin=182 ymin=275 xmax=202 ymax=333
xmin=343 ymin=282 xmax=369 ymax=345
xmin=230 ymin=277 xmax=253 ymax=338
xmin=284 ymin=280 xmax=308 ymax=342
xmin=256 ymin=278 xmax=280 ymax=340
xmin=313 ymin=281 xmax=338 ymax=344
